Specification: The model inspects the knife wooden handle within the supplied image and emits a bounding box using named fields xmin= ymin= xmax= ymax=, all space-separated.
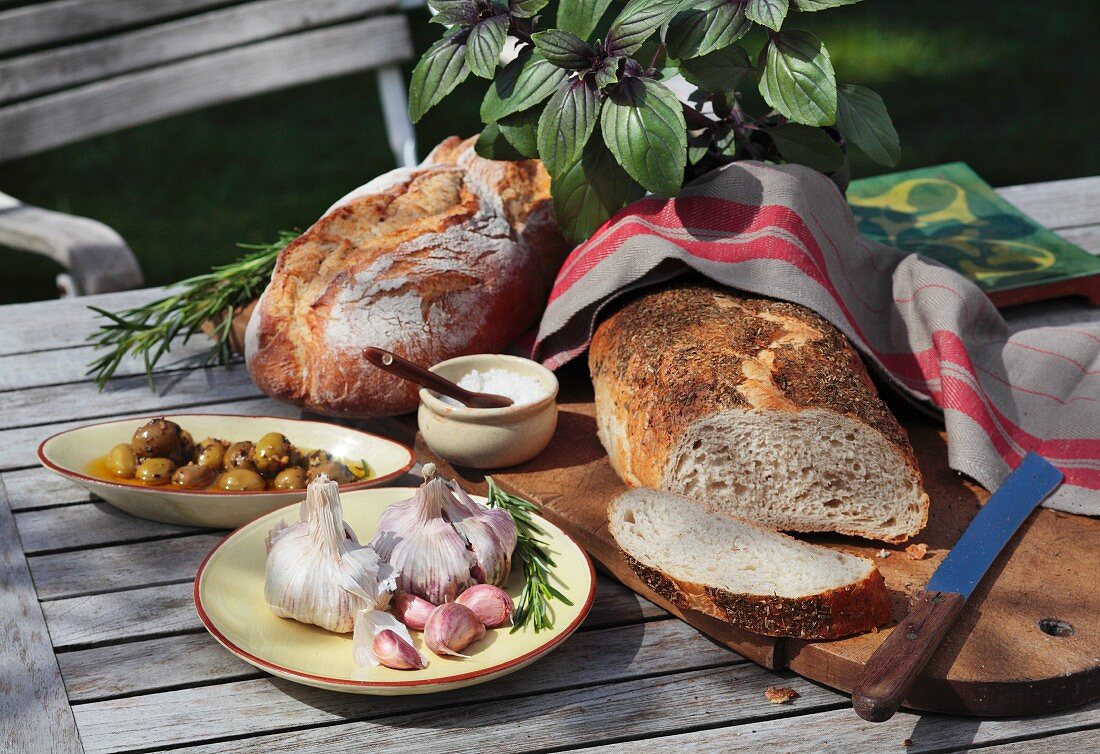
xmin=852 ymin=590 xmax=966 ymax=722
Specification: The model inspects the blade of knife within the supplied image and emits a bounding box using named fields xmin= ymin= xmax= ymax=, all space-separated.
xmin=926 ymin=452 xmax=1063 ymax=598
xmin=852 ymin=451 xmax=1063 ymax=722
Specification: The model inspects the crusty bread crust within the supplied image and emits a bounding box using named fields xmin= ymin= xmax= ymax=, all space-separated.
xmin=623 ymin=552 xmax=891 ymax=640
xmin=590 ymin=283 xmax=929 ymax=541
xmin=246 ymin=136 xmax=569 ymax=417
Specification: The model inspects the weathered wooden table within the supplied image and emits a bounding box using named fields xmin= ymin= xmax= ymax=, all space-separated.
xmin=3 ymin=177 xmax=1099 ymax=754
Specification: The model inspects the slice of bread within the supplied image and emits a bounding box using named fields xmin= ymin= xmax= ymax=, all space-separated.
xmin=608 ymin=488 xmax=892 ymax=639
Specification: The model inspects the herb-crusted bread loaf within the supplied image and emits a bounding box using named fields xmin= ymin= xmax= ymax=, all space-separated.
xmin=245 ymin=136 xmax=569 ymax=417
xmin=609 ymin=488 xmax=891 ymax=639
xmin=590 ymin=284 xmax=929 ymax=543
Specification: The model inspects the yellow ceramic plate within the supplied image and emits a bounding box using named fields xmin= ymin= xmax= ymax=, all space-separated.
xmin=195 ymin=487 xmax=595 ymax=694
xmin=38 ymin=414 xmax=415 ymax=528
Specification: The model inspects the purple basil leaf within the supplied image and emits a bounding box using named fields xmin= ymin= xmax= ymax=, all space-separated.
xmin=532 ymin=29 xmax=598 ymax=70
xmin=409 ymin=29 xmax=472 ymax=122
xmin=537 ymin=77 xmax=601 ymax=175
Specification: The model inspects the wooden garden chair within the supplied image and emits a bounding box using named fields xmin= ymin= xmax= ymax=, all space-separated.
xmin=0 ymin=0 xmax=418 ymax=297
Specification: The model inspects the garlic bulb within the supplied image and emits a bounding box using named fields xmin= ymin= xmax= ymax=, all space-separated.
xmin=448 ymin=481 xmax=518 ymax=585
xmin=265 ymin=476 xmax=395 ymax=633
xmin=456 ymin=584 xmax=514 ymax=628
xmin=369 ymin=464 xmax=517 ymax=605
xmin=424 ymin=602 xmax=486 ymax=657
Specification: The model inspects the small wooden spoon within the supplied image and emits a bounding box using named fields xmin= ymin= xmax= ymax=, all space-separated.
xmin=363 ymin=347 xmax=514 ymax=409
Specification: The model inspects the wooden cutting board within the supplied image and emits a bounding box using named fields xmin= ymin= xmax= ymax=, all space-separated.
xmin=417 ymin=383 xmax=1100 ymax=717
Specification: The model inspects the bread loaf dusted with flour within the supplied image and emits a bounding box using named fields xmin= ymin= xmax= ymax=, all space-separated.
xmin=590 ymin=284 xmax=929 ymax=543
xmin=246 ymin=136 xmax=569 ymax=417
xmin=609 ymin=488 xmax=891 ymax=639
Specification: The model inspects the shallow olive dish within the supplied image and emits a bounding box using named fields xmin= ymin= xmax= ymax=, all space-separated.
xmin=39 ymin=414 xmax=415 ymax=528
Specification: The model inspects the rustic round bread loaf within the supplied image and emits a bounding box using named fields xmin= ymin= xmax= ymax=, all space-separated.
xmin=245 ymin=137 xmax=569 ymax=417
xmin=589 ymin=283 xmax=930 ymax=543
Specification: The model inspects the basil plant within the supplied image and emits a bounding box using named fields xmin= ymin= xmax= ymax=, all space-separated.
xmin=410 ymin=0 xmax=899 ymax=243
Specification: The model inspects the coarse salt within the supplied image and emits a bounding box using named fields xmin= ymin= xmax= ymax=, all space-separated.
xmin=439 ymin=368 xmax=549 ymax=408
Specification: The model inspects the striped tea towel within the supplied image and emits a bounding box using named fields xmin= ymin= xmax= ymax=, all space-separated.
xmin=532 ymin=161 xmax=1100 ymax=516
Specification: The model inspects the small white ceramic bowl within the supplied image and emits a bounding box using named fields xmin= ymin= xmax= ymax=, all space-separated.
xmin=418 ymin=354 xmax=558 ymax=469
xmin=38 ymin=414 xmax=415 ymax=528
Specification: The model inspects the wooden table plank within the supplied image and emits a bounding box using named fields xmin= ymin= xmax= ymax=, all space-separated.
xmin=43 ymin=582 xmax=201 ymax=649
xmin=60 ymin=616 xmax=704 ymax=708
xmin=15 ymin=502 xmax=204 ymax=554
xmin=1004 ymin=299 xmax=1100 ymax=333
xmin=566 ymin=699 xmax=1100 ymax=754
xmin=56 ymin=577 xmax=666 ymax=702
xmin=1057 ymin=224 xmax=1100 ymax=253
xmin=2 ymin=366 xmax=260 ymax=430
xmin=42 ymin=575 xmax=664 ymax=652
xmin=58 ymin=633 xmax=260 ymax=703
xmin=74 ymin=662 xmax=837 ymax=754
xmin=29 ymin=533 xmax=223 ymax=600
xmin=133 ymin=664 xmax=840 ymax=752
xmin=0 ymin=338 xmax=226 ymax=393
xmin=965 ymin=729 xmax=1100 ymax=753
xmin=0 ymin=396 xmax=293 ymax=471
xmin=996 ymin=176 xmax=1100 ymax=230
xmin=3 ymin=468 xmax=99 ymax=510
xmin=0 ymin=476 xmax=83 ymax=754
xmin=0 ymin=288 xmax=168 ymax=357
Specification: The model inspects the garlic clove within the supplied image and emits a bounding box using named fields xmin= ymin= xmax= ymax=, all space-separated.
xmin=455 ymin=584 xmax=514 ymax=628
xmin=424 ymin=602 xmax=486 ymax=658
xmin=373 ymin=629 xmax=427 ymax=670
xmin=393 ymin=592 xmax=436 ymax=631
xmin=352 ymin=608 xmax=426 ymax=669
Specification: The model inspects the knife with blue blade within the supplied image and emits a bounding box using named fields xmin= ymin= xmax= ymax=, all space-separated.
xmin=852 ymin=452 xmax=1063 ymax=722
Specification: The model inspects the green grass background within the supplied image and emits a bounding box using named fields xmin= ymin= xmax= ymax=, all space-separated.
xmin=3 ymin=2 xmax=1098 ymax=303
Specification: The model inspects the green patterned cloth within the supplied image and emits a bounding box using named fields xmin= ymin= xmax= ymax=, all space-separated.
xmin=847 ymin=162 xmax=1100 ymax=295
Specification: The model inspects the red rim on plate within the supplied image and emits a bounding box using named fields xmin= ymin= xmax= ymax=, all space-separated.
xmin=193 ymin=496 xmax=596 ymax=690
xmin=37 ymin=413 xmax=416 ymax=496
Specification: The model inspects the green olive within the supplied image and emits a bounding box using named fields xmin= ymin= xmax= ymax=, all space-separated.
xmin=253 ymin=432 xmax=296 ymax=477
xmin=135 ymin=457 xmax=176 ymax=485
xmin=105 ymin=443 xmax=137 ymax=478
xmin=272 ymin=466 xmax=308 ymax=490
xmin=196 ymin=438 xmax=227 ymax=469
xmin=305 ymin=449 xmax=333 ymax=469
xmin=217 ymin=468 xmax=266 ymax=491
xmin=223 ymin=441 xmax=256 ymax=471
xmin=131 ymin=418 xmax=184 ymax=462
xmin=171 ymin=463 xmax=216 ymax=489
xmin=307 ymin=460 xmax=355 ymax=484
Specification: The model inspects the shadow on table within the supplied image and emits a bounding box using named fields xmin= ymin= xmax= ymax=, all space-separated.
xmin=271 ymin=590 xmax=652 ymax=728
xmin=906 ymin=711 xmax=982 ymax=752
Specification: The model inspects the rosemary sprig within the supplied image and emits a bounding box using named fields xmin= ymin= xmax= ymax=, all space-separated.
xmin=486 ymin=476 xmax=573 ymax=633
xmin=85 ymin=232 xmax=297 ymax=390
